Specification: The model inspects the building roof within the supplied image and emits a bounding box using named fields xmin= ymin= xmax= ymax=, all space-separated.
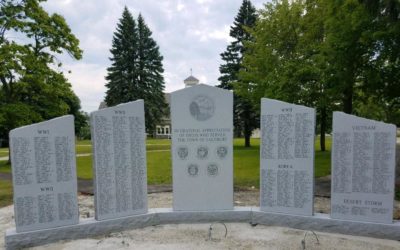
xmin=98 ymin=101 xmax=108 ymax=109
xmin=184 ymin=75 xmax=199 ymax=82
xmin=164 ymin=93 xmax=171 ymax=105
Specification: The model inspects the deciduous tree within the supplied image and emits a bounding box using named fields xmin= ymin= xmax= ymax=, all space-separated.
xmin=0 ymin=0 xmax=84 ymax=146
xmin=239 ymin=0 xmax=400 ymax=151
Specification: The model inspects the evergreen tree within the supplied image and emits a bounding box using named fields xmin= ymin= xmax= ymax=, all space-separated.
xmin=105 ymin=7 xmax=138 ymax=105
xmin=105 ymin=8 xmax=166 ymax=133
xmin=137 ymin=14 xmax=166 ymax=133
xmin=218 ymin=0 xmax=258 ymax=147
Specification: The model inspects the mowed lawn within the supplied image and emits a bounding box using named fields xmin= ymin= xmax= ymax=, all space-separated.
xmin=74 ymin=138 xmax=331 ymax=186
xmin=0 ymin=137 xmax=332 ymax=183
xmin=2 ymin=137 xmax=399 ymax=207
xmin=75 ymin=139 xmax=172 ymax=181
xmin=0 ymin=149 xmax=9 ymax=157
xmin=0 ymin=179 xmax=13 ymax=207
xmin=5 ymin=136 xmax=400 ymax=207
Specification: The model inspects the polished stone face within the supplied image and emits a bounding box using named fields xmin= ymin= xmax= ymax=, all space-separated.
xmin=90 ymin=100 xmax=147 ymax=220
xmin=260 ymin=98 xmax=315 ymax=216
xmin=171 ymin=84 xmax=233 ymax=211
xmin=331 ymin=112 xmax=396 ymax=224
xmin=9 ymin=115 xmax=79 ymax=232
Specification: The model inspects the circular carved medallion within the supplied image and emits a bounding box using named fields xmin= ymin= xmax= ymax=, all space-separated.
xmin=197 ymin=146 xmax=208 ymax=160
xmin=187 ymin=164 xmax=199 ymax=177
xmin=207 ymin=163 xmax=219 ymax=176
xmin=177 ymin=146 xmax=189 ymax=160
xmin=189 ymin=95 xmax=215 ymax=121
xmin=216 ymin=146 xmax=228 ymax=159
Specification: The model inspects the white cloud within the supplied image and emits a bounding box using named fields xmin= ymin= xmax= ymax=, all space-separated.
xmin=196 ymin=0 xmax=213 ymax=4
xmin=177 ymin=3 xmax=185 ymax=12
xmin=63 ymin=63 xmax=107 ymax=112
xmin=209 ymin=25 xmax=232 ymax=42
xmin=40 ymin=0 xmax=267 ymax=112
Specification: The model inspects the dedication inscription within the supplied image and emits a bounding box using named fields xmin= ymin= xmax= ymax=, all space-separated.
xmin=171 ymin=84 xmax=233 ymax=211
xmin=331 ymin=112 xmax=396 ymax=223
xmin=91 ymin=100 xmax=147 ymax=220
xmin=260 ymin=98 xmax=315 ymax=216
xmin=10 ymin=115 xmax=79 ymax=232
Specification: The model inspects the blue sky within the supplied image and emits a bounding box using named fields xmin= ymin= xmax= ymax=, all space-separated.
xmin=42 ymin=0 xmax=267 ymax=112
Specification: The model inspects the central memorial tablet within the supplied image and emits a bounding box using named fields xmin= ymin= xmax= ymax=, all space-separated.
xmin=171 ymin=84 xmax=233 ymax=211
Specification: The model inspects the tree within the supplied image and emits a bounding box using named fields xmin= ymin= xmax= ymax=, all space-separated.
xmin=105 ymin=7 xmax=137 ymax=105
xmin=218 ymin=0 xmax=258 ymax=147
xmin=357 ymin=0 xmax=400 ymax=126
xmin=76 ymin=111 xmax=91 ymax=140
xmin=105 ymin=8 xmax=166 ymax=134
xmin=239 ymin=0 xmax=400 ymax=151
xmin=322 ymin=0 xmax=374 ymax=114
xmin=238 ymin=0 xmax=338 ymax=151
xmin=0 ymin=0 xmax=84 ymax=147
xmin=137 ymin=14 xmax=166 ymax=133
xmin=310 ymin=0 xmax=400 ymax=127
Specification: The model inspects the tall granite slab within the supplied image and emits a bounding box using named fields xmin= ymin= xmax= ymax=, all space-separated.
xmin=260 ymin=98 xmax=315 ymax=216
xmin=9 ymin=115 xmax=79 ymax=233
xmin=90 ymin=100 xmax=147 ymax=220
xmin=171 ymin=84 xmax=233 ymax=211
xmin=331 ymin=112 xmax=397 ymax=223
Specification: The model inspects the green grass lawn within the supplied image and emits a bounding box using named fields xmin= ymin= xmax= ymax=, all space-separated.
xmin=73 ymin=137 xmax=330 ymax=185
xmin=76 ymin=140 xmax=91 ymax=145
xmin=233 ymin=148 xmax=260 ymax=187
xmin=0 ymin=180 xmax=13 ymax=207
xmin=147 ymin=151 xmax=171 ymax=184
xmin=76 ymin=156 xmax=92 ymax=179
xmin=146 ymin=138 xmax=171 ymax=145
xmin=0 ymin=137 xmax=332 ymax=184
xmin=75 ymin=145 xmax=93 ymax=154
xmin=0 ymin=148 xmax=9 ymax=157
xmin=75 ymin=140 xmax=171 ymax=155
xmin=1 ymin=136 xmax=400 ymax=208
xmin=0 ymin=160 xmax=11 ymax=173
xmin=75 ymin=150 xmax=173 ymax=183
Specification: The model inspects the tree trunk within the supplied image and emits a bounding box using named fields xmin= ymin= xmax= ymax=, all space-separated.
xmin=244 ymin=121 xmax=251 ymax=147
xmin=343 ymin=83 xmax=353 ymax=114
xmin=320 ymin=107 xmax=326 ymax=152
xmin=244 ymin=133 xmax=251 ymax=147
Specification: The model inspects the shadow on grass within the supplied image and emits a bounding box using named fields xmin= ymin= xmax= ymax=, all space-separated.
xmin=0 ymin=180 xmax=13 ymax=207
xmin=0 ymin=160 xmax=11 ymax=174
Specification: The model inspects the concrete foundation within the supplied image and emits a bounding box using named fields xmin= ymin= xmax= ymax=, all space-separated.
xmin=5 ymin=208 xmax=400 ymax=249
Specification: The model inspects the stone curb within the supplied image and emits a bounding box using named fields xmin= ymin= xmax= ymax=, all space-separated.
xmin=5 ymin=208 xmax=400 ymax=249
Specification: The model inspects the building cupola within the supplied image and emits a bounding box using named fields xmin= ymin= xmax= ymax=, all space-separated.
xmin=184 ymin=69 xmax=199 ymax=87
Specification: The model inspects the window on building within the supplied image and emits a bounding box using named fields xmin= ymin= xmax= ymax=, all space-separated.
xmin=156 ymin=125 xmax=170 ymax=135
xmin=165 ymin=126 xmax=169 ymax=135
